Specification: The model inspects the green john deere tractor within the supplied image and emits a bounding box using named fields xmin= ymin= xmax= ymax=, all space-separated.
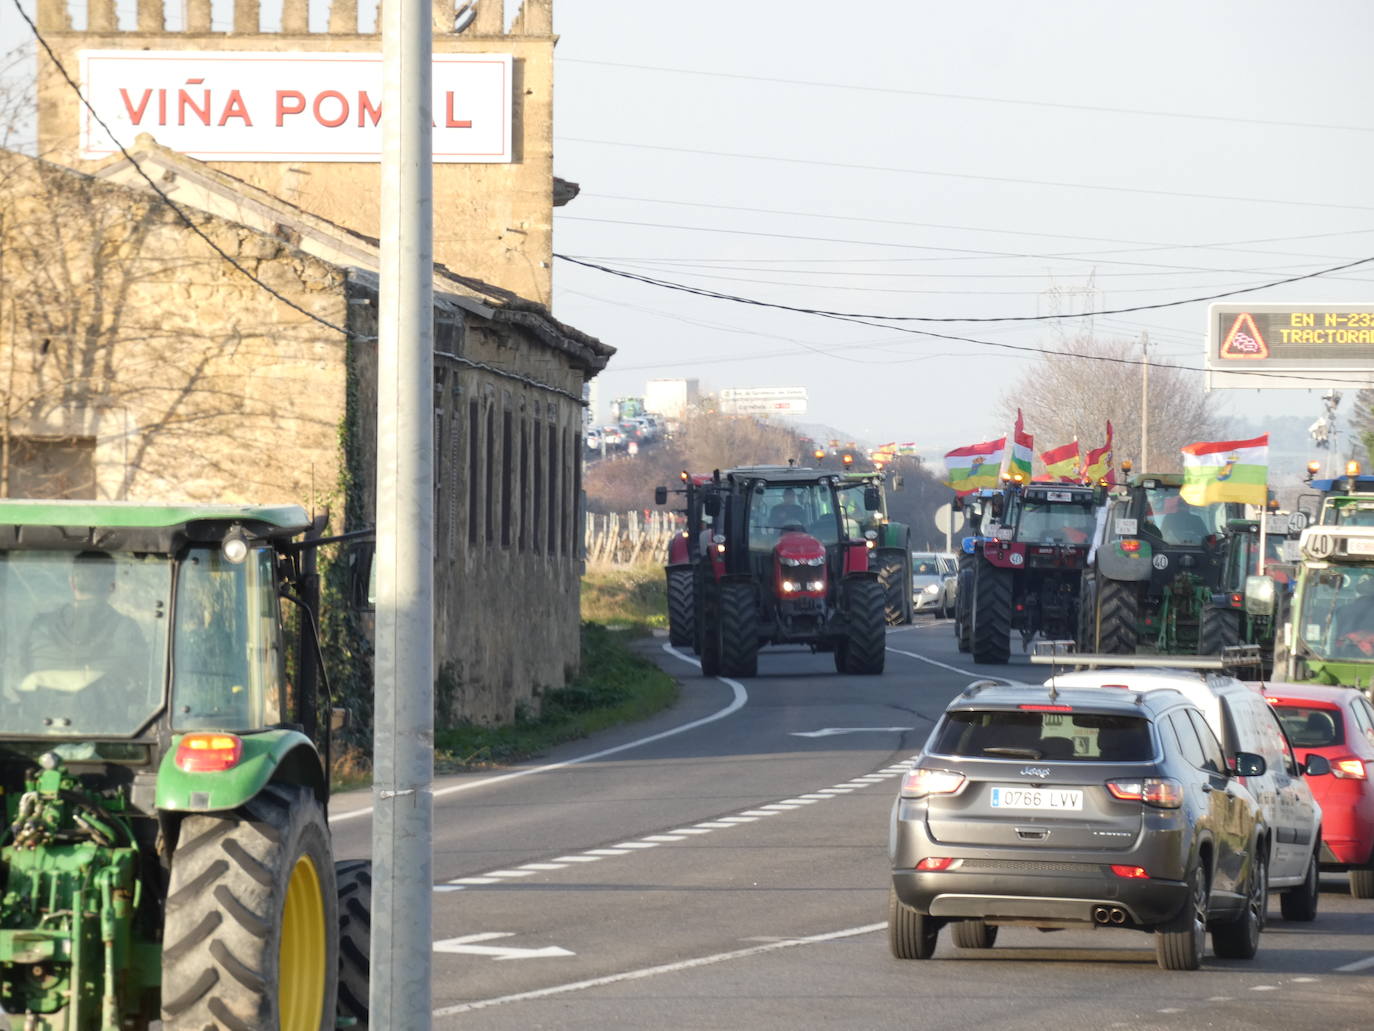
xmin=0 ymin=501 xmax=370 ymax=1030
xmin=839 ymin=470 xmax=912 ymax=626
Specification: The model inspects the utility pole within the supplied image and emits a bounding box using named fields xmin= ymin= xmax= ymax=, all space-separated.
xmin=372 ymin=0 xmax=434 ymax=1024
xmin=1140 ymin=331 xmax=1150 ymax=471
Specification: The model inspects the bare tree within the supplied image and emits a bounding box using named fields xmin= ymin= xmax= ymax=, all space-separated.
xmin=998 ymin=326 xmax=1223 ymax=475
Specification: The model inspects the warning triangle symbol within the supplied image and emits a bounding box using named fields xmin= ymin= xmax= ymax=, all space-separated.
xmin=1220 ymin=312 xmax=1269 ymax=359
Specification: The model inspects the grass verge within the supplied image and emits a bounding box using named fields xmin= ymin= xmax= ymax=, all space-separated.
xmin=580 ymin=561 xmax=667 ymax=631
xmin=432 ymin=621 xmax=678 ymax=770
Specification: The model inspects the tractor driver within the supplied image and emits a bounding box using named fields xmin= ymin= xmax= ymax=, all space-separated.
xmin=20 ymin=551 xmax=148 ymax=696
xmin=769 ymin=488 xmax=807 ymax=529
xmin=1335 ymin=574 xmax=1374 ymax=656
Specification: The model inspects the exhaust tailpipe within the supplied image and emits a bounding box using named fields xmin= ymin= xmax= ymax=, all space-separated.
xmin=1092 ymin=906 xmax=1110 ymax=924
xmin=1109 ymin=908 xmax=1127 ymax=924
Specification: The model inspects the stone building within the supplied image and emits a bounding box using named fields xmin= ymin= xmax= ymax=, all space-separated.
xmin=2 ymin=0 xmax=613 ymax=723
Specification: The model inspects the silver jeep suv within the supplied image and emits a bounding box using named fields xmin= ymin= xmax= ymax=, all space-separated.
xmin=888 ymin=682 xmax=1268 ymax=970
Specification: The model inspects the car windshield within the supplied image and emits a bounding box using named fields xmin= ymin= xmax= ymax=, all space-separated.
xmin=1297 ymin=567 xmax=1374 ymax=660
xmin=1271 ymin=704 xmax=1344 ymax=748
xmin=1015 ymin=498 xmax=1095 ymax=545
xmin=932 ymin=710 xmax=1154 ymax=761
xmin=1139 ymin=487 xmax=1226 ymax=546
xmin=912 ymin=554 xmax=942 ymax=577
xmin=0 ymin=550 xmax=170 ymax=738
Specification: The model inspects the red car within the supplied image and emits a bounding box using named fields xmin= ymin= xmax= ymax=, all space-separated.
xmin=1259 ymin=682 xmax=1374 ymax=898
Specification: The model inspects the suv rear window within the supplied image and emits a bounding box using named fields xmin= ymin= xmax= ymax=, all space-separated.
xmin=1272 ymin=704 xmax=1344 ymax=748
xmin=933 ymin=710 xmax=1153 ymax=762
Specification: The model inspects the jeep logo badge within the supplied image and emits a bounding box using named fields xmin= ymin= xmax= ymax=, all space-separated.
xmin=1020 ymin=766 xmax=1051 ymax=779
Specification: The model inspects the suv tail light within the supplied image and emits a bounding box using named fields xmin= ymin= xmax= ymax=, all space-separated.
xmin=916 ymin=857 xmax=954 ymax=871
xmin=1332 ymin=758 xmax=1370 ymax=780
xmin=1106 ymin=777 xmax=1183 ymax=808
xmin=900 ymin=769 xmax=967 ymax=799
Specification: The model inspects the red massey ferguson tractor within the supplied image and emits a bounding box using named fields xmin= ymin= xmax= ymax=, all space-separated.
xmin=671 ymin=466 xmax=888 ymax=677
xmin=953 ymin=481 xmax=1101 ymax=663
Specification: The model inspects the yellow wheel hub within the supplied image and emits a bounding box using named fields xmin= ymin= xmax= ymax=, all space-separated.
xmin=279 ymin=853 xmax=327 ymax=1031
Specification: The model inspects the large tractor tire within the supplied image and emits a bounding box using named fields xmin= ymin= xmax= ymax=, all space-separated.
xmin=970 ymin=562 xmax=1012 ymax=665
xmin=666 ymin=567 xmax=695 ymax=648
xmin=162 ymin=783 xmax=338 ymax=1031
xmin=954 ymin=553 xmax=975 ymax=652
xmin=841 ymin=578 xmax=887 ymax=675
xmin=697 ymin=576 xmax=721 ymax=677
xmin=718 ymin=582 xmax=759 ymax=678
xmin=335 ymin=859 xmax=372 ymax=1030
xmin=1199 ymin=606 xmax=1241 ymax=656
xmin=876 ymin=548 xmax=913 ymax=626
xmin=1096 ymin=578 xmax=1140 ymax=655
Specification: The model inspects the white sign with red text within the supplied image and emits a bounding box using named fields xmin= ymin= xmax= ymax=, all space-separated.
xmin=79 ymin=50 xmax=513 ymax=163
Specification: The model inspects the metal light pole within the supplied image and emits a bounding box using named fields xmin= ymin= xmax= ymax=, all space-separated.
xmin=1139 ymin=331 xmax=1149 ymax=471
xmin=371 ymin=0 xmax=435 ymax=1024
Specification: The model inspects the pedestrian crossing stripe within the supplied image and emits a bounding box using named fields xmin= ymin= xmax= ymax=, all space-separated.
xmin=1219 ymin=312 xmax=1269 ymax=359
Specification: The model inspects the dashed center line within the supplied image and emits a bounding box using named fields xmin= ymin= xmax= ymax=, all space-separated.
xmin=436 ymin=754 xmax=921 ymax=892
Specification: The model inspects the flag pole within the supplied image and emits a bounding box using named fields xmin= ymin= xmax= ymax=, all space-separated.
xmin=1257 ymin=497 xmax=1268 ymax=578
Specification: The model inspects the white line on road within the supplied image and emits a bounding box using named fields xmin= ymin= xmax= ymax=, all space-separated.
xmin=1335 ymin=955 xmax=1374 ymax=972
xmin=885 ymin=644 xmax=989 ymax=678
xmin=432 ymin=922 xmax=887 ymax=1016
xmin=552 ymin=855 xmax=603 ymax=863
xmin=330 ymin=647 xmax=748 ymax=824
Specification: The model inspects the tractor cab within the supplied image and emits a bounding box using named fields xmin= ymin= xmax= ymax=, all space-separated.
xmin=0 ymin=500 xmax=369 ymax=1030
xmin=1280 ymin=523 xmax=1374 ymax=688
xmin=1299 ymin=461 xmax=1374 ymax=527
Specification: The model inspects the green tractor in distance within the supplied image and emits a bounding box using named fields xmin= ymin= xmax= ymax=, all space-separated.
xmin=1205 ymin=512 xmax=1302 ymax=677
xmin=838 ymin=470 xmax=912 ymax=626
xmin=1077 ymin=473 xmax=1245 ymax=656
xmin=0 ymin=501 xmax=370 ymax=1030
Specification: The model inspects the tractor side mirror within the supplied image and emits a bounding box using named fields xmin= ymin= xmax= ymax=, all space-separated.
xmin=654 ymin=485 xmax=668 ymax=505
xmin=864 ymin=486 xmax=881 ymax=511
xmin=990 ymin=496 xmax=1005 ymax=519
xmin=346 ymin=541 xmax=376 ymax=612
xmin=704 ymin=495 xmax=721 ymax=517
xmin=1244 ymin=574 xmax=1276 ymax=616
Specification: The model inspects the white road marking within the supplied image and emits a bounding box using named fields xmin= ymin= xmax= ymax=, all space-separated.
xmin=433 ymin=886 xmax=464 ymax=892
xmin=642 ymin=834 xmax=688 ymax=841
xmin=484 ymin=869 xmax=536 ymax=878
xmin=553 ymin=855 xmax=603 ymax=863
xmin=517 ymin=863 xmax=568 ymax=871
xmin=433 ymin=922 xmax=886 ymax=1016
xmin=1291 ymin=976 xmax=1319 ymax=983
xmin=739 ymin=810 xmax=781 ymax=817
xmin=886 ymin=644 xmax=1017 ymax=680
xmin=790 ymin=726 xmax=914 ymax=738
xmin=780 ymin=798 xmax=820 ymax=805
xmin=612 ymin=841 xmax=659 ymax=849
xmin=799 ymin=793 xmax=834 ymax=800
xmin=693 ymin=821 xmax=738 ymax=829
xmin=584 ymin=848 xmax=630 ymax=856
xmin=331 ymin=650 xmax=748 ymax=825
xmin=1250 ymin=985 xmax=1279 ymax=991
xmin=1335 ymin=955 xmax=1374 ymax=972
xmin=718 ymin=816 xmax=758 ymax=823
xmin=668 ymin=827 xmax=715 ymax=835
xmin=818 ymin=788 xmax=853 ymax=794
xmin=447 ymin=877 xmax=501 ymax=885
xmin=761 ymin=803 xmax=800 ymax=810
xmin=434 ymin=933 xmax=574 ymax=961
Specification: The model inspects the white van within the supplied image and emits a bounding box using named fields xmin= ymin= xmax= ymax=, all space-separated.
xmin=1040 ymin=664 xmax=1331 ymax=921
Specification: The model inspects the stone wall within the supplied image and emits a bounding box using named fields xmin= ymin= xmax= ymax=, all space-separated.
xmin=0 ymin=149 xmax=349 ymax=508
xmin=34 ymin=0 xmax=557 ymax=305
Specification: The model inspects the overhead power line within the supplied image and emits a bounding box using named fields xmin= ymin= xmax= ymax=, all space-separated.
xmin=554 ymin=252 xmax=1374 ymax=324
xmin=558 ymin=57 xmax=1374 ymax=136
xmin=559 ymin=137 xmax=1374 ymax=215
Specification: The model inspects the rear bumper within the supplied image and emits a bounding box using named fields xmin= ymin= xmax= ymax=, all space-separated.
xmin=891 ymin=866 xmax=1189 ymax=928
xmin=1320 ymin=837 xmax=1374 ymax=867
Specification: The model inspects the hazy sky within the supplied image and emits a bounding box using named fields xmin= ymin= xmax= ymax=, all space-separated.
xmin=5 ymin=1 xmax=1374 ymax=459
xmin=548 ymin=1 xmax=1374 ymax=455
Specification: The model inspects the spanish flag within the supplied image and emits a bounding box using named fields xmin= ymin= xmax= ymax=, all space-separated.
xmin=1180 ymin=433 xmax=1268 ymax=507
xmin=1040 ymin=441 xmax=1081 ymax=482
xmin=945 ymin=438 xmax=1006 ymax=496
xmin=1081 ymin=421 xmax=1114 ymax=483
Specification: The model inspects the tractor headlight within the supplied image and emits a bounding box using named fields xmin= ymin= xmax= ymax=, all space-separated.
xmin=782 ymin=580 xmax=800 ymax=593
xmin=807 ymin=580 xmax=825 ymax=591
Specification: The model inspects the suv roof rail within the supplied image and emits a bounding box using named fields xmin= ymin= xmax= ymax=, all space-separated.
xmin=961 ymin=679 xmax=1007 ymax=696
xmin=1028 ymin=646 xmax=1264 ymax=674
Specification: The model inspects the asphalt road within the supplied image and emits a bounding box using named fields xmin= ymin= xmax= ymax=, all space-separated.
xmin=328 ymin=618 xmax=1374 ymax=1030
